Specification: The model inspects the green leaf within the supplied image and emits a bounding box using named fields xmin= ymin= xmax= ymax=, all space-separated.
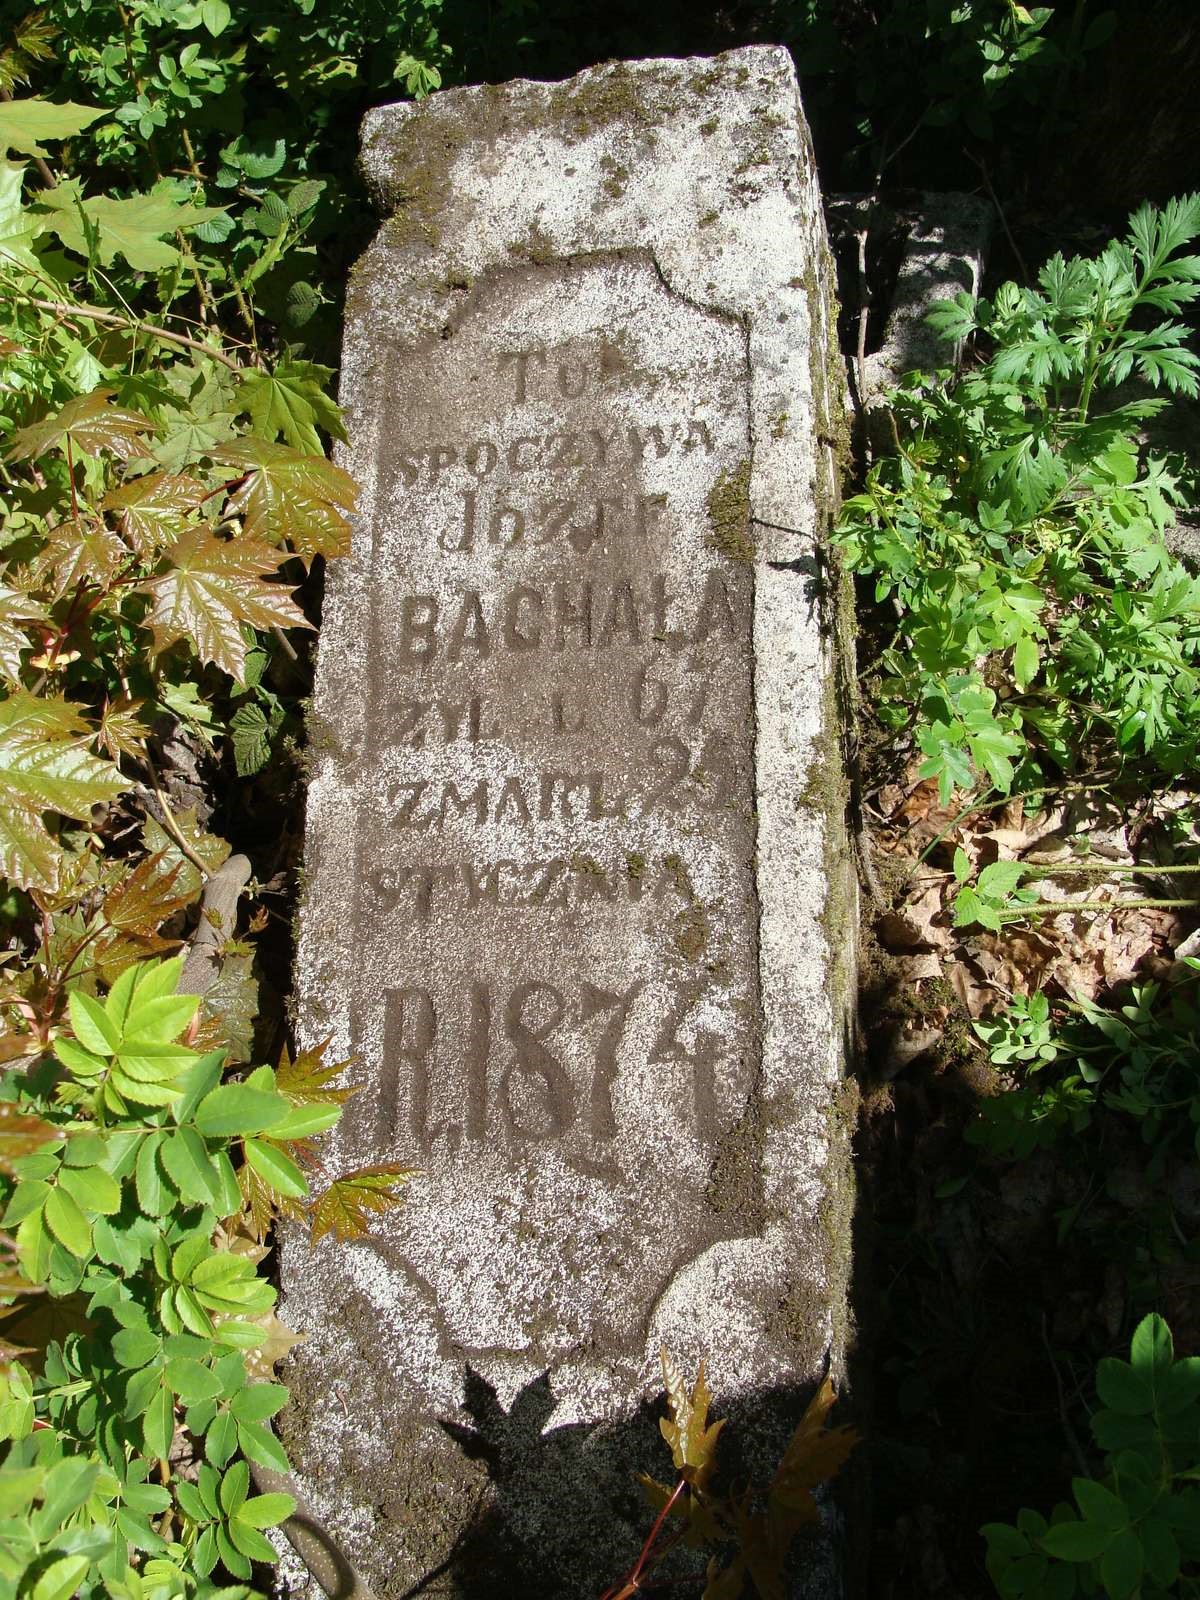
xmin=237 ymin=1491 xmax=295 ymax=1528
xmin=0 ymin=97 xmax=105 ymax=156
xmin=0 ymin=157 xmax=41 ymax=268
xmin=31 ymin=1555 xmax=91 ymax=1600
xmin=1073 ymin=1478 xmax=1127 ymax=1531
xmin=143 ymin=1383 xmax=175 ymax=1460
xmin=236 ymin=1418 xmax=290 ymax=1472
xmin=228 ymin=700 xmax=273 ymax=777
xmin=219 ymin=1459 xmax=250 ymax=1516
xmin=1042 ymin=1520 xmax=1115 ymax=1561
xmin=57 ymin=1162 xmax=121 ymax=1215
xmin=200 ymin=0 xmax=232 ymax=34
xmin=68 ymin=990 xmax=118 ymax=1056
xmin=38 ymin=182 xmax=229 ymax=272
xmin=15 ymin=1203 xmax=53 ymax=1280
xmin=237 ymin=359 xmax=347 ymax=454
xmin=226 ymin=1515 xmax=279 ymax=1563
xmin=135 ymin=1133 xmax=167 ymax=1216
xmin=1013 ymin=634 xmax=1040 ymax=690
xmin=1099 ymin=1530 xmax=1142 ymax=1599
xmin=123 ymin=993 xmax=199 ymax=1043
xmin=206 ymin=1407 xmax=238 ymax=1467
xmin=193 ymin=1083 xmax=290 ymax=1139
xmin=230 ymin=1383 xmax=287 ymax=1423
xmin=165 ymin=1358 xmax=222 ymax=1404
xmin=268 ymin=1101 xmax=341 ymax=1140
xmin=112 ymin=1327 xmax=162 ymax=1369
xmin=1130 ymin=1313 xmax=1173 ymax=1380
xmin=43 ymin=1182 xmax=92 ymax=1257
xmin=244 ymin=1137 xmax=308 ymax=1198
xmin=1096 ymin=1359 xmax=1152 ymax=1416
xmin=160 ymin=1127 xmax=219 ymax=1206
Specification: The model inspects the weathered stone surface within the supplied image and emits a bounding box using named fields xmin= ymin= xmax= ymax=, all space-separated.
xmin=281 ymin=46 xmax=854 ymax=1599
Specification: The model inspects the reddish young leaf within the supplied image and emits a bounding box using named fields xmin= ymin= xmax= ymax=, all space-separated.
xmin=212 ymin=440 xmax=357 ymax=563
xmin=0 ymin=1100 xmax=58 ymax=1175
xmin=659 ymin=1349 xmax=726 ymax=1490
xmin=138 ymin=527 xmax=310 ymax=680
xmin=276 ymin=1037 xmax=358 ymax=1107
xmin=308 ymin=1165 xmax=416 ymax=1243
xmin=6 ymin=388 xmax=156 ymax=463
xmin=768 ymin=1373 xmax=858 ymax=1525
xmin=99 ymin=852 xmax=196 ymax=937
xmin=37 ymin=515 xmax=128 ymax=596
xmin=0 ymin=586 xmax=48 ymax=681
xmin=103 ymin=471 xmax=207 ymax=556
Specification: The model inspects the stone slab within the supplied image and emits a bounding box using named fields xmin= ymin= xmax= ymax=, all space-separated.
xmin=281 ymin=46 xmax=855 ymax=1599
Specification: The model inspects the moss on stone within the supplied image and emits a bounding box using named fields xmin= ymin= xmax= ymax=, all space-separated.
xmin=705 ymin=458 xmax=754 ymax=562
xmin=674 ymin=905 xmax=709 ymax=962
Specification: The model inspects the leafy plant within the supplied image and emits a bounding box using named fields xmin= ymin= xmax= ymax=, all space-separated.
xmin=836 ymin=195 xmax=1200 ymax=806
xmin=0 ymin=954 xmax=413 ymax=1598
xmin=600 ymin=1351 xmax=857 ymax=1600
xmin=983 ymin=1313 xmax=1200 ymax=1599
xmin=0 ymin=5 xmax=438 ymax=1589
xmin=968 ymin=962 xmax=1200 ymax=1162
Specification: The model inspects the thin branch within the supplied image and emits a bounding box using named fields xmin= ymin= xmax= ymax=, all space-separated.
xmin=17 ymin=293 xmax=244 ymax=372
xmin=963 ymin=147 xmax=1030 ymax=282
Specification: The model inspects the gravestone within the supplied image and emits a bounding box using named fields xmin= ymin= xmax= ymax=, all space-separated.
xmin=280 ymin=45 xmax=856 ymax=1599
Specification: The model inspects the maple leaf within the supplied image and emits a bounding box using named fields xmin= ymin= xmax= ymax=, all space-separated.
xmin=0 ymin=97 xmax=105 ymax=156
xmin=0 ymin=586 xmax=48 ymax=681
xmin=36 ymin=515 xmax=128 ymax=597
xmin=242 ymin=1309 xmax=305 ymax=1383
xmin=0 ymin=1100 xmax=58 ymax=1177
xmin=0 ymin=157 xmax=41 ymax=268
xmin=103 ymin=471 xmax=207 ymax=556
xmin=237 ymin=358 xmax=348 ymax=454
xmin=141 ymin=809 xmax=229 ymax=899
xmin=768 ymin=1373 xmax=858 ymax=1529
xmin=138 ymin=527 xmax=310 ymax=680
xmin=212 ymin=440 xmax=358 ymax=564
xmin=6 ymin=388 xmax=156 ymax=464
xmin=37 ymin=181 xmax=229 ymax=272
xmin=0 ymin=691 xmax=125 ymax=890
xmin=309 ymin=1165 xmax=415 ymax=1243
xmin=238 ymin=1155 xmax=306 ymax=1244
xmin=96 ymin=697 xmax=150 ymax=764
xmin=276 ymin=1037 xmax=358 ymax=1107
xmin=100 ymin=851 xmax=196 ymax=936
xmin=659 ymin=1348 xmax=725 ymax=1490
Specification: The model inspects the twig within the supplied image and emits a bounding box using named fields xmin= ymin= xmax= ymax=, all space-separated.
xmin=963 ymin=148 xmax=1030 ymax=283
xmin=143 ymin=756 xmax=212 ymax=878
xmin=1012 ymin=897 xmax=1199 ymax=919
xmin=15 ymin=293 xmax=244 ymax=372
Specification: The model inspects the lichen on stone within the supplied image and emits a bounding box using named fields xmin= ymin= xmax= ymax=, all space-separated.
xmin=705 ymin=458 xmax=754 ymax=561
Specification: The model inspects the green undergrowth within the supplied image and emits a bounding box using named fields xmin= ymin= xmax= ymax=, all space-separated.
xmin=844 ymin=192 xmax=1200 ymax=1599
xmin=0 ymin=3 xmax=435 ymax=1594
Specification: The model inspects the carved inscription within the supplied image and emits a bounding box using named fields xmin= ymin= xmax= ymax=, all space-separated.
xmin=375 ymin=975 xmax=721 ymax=1150
xmin=355 ymin=255 xmax=756 ymax=1174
